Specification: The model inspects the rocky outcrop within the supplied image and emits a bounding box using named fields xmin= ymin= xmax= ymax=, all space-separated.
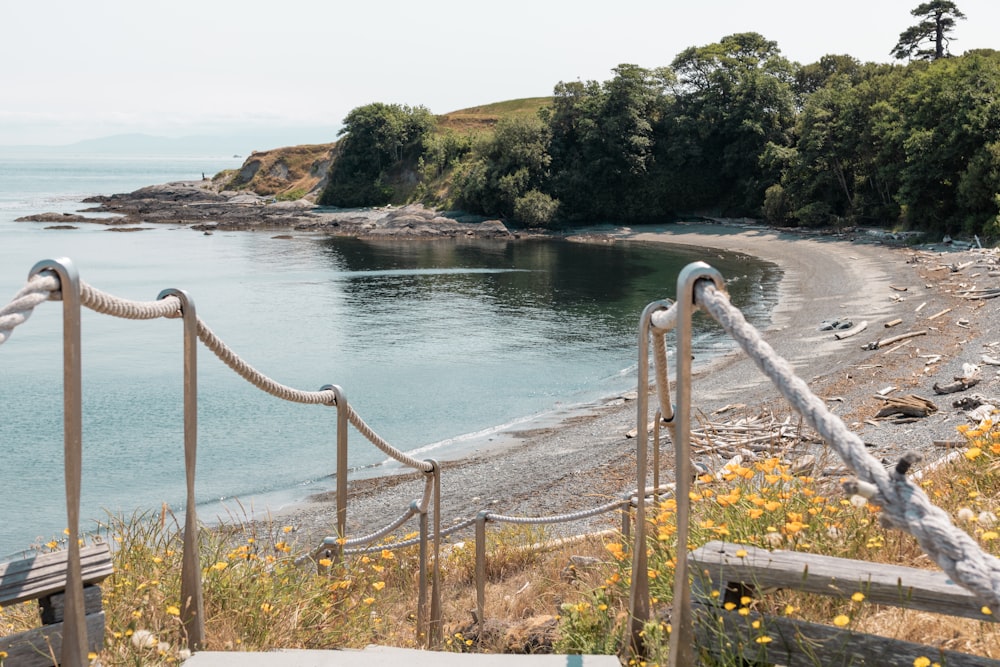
xmin=225 ymin=143 xmax=336 ymax=199
xmin=36 ymin=181 xmax=516 ymax=239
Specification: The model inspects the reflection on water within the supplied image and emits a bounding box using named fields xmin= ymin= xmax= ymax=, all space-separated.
xmin=0 ymin=229 xmax=778 ymax=551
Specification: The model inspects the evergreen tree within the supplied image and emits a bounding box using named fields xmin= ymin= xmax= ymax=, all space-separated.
xmin=891 ymin=1 xmax=966 ymax=61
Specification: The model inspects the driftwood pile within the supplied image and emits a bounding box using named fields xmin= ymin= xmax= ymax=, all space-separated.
xmin=690 ymin=408 xmax=815 ymax=459
xmin=873 ymin=394 xmax=938 ymax=424
xmin=626 ymin=408 xmax=815 ymax=460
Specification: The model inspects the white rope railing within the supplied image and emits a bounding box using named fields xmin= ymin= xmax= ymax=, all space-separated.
xmin=694 ymin=279 xmax=1000 ymax=612
xmin=0 ymin=272 xmax=60 ymax=344
xmin=1 ymin=271 xmax=433 ymax=473
xmin=10 ymin=259 xmax=998 ymax=649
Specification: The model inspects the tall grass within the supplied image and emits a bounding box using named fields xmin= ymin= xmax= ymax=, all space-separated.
xmin=556 ymin=417 xmax=1000 ymax=664
xmin=1 ymin=418 xmax=997 ymax=665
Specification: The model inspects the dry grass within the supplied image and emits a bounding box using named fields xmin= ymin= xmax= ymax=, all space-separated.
xmin=2 ymin=417 xmax=997 ymax=666
xmin=436 ymin=97 xmax=552 ymax=136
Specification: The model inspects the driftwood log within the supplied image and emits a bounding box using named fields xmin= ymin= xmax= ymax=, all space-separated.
xmin=934 ymin=367 xmax=982 ymax=395
xmin=834 ymin=321 xmax=868 ymax=340
xmin=861 ymin=330 xmax=927 ymax=351
xmin=874 ymin=394 xmax=938 ymax=420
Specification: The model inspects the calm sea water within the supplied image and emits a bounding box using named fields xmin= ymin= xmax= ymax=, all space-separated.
xmin=0 ymin=154 xmax=780 ymax=552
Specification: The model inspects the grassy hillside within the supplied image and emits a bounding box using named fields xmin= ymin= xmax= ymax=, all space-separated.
xmin=437 ymin=97 xmax=553 ymax=135
xmin=222 ymin=98 xmax=552 ymax=203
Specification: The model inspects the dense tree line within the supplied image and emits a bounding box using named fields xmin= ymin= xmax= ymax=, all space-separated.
xmin=321 ymin=3 xmax=999 ymax=238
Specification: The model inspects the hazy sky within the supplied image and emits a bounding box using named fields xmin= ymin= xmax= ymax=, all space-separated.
xmin=3 ymin=0 xmax=997 ymax=147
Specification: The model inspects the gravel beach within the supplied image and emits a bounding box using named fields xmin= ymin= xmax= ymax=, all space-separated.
xmin=266 ymin=222 xmax=1000 ymax=550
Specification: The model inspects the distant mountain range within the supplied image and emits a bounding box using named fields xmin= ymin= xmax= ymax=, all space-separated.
xmin=0 ymin=128 xmax=341 ymax=157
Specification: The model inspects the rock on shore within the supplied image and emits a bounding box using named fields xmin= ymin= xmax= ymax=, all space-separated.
xmin=18 ymin=180 xmax=513 ymax=239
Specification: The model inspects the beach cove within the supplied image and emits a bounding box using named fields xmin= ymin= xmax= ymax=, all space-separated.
xmin=5 ymin=164 xmax=997 ymax=553
xmin=276 ymin=222 xmax=1000 ymax=549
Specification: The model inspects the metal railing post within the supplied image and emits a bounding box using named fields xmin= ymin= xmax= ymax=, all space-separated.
xmin=474 ymin=510 xmax=489 ymax=634
xmin=414 ymin=499 xmax=429 ymax=646
xmin=321 ymin=384 xmax=348 ymax=561
xmin=628 ymin=299 xmax=673 ymax=656
xmin=668 ymin=262 xmax=725 ymax=667
xmin=30 ymin=258 xmax=86 ymax=667
xmin=159 ymin=288 xmax=205 ymax=650
xmin=426 ymin=459 xmax=442 ymax=648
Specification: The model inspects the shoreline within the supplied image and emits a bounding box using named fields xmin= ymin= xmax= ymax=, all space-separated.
xmin=264 ymin=222 xmax=997 ymax=548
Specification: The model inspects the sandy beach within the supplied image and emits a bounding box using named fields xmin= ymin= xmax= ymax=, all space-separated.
xmin=271 ymin=222 xmax=998 ymax=548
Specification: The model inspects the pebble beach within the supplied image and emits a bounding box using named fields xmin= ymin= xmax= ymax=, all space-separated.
xmin=269 ymin=222 xmax=1000 ymax=549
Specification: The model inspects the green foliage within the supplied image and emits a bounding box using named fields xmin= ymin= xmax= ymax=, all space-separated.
xmin=888 ymin=52 xmax=1000 ymax=235
xmin=453 ymin=115 xmax=553 ymax=223
xmin=319 ymin=103 xmax=435 ymax=207
xmin=546 ymin=64 xmax=676 ymax=221
xmin=317 ymin=21 xmax=998 ymax=239
xmin=552 ymin=588 xmax=622 ymax=655
xmin=274 ymin=188 xmax=307 ymax=202
xmin=664 ymin=33 xmax=798 ymax=213
xmin=513 ymin=190 xmax=559 ymax=227
xmin=891 ymin=1 xmax=967 ymax=61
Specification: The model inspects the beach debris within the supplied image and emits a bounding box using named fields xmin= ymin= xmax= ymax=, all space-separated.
xmin=834 ymin=320 xmax=868 ymax=340
xmin=819 ymin=318 xmax=854 ymax=331
xmin=951 ymin=393 xmax=998 ymax=411
xmin=711 ymin=403 xmax=746 ymax=415
xmin=688 ymin=411 xmax=812 ymax=460
xmin=933 ymin=440 xmax=967 ymax=448
xmin=915 ymin=301 xmax=927 ymax=313
xmin=861 ymin=329 xmax=927 ymax=350
xmin=981 ymin=354 xmax=1000 ymax=366
xmin=926 ymin=307 xmax=952 ymax=321
xmin=933 ymin=363 xmax=981 ymax=395
xmin=884 ymin=318 xmax=903 ymax=328
xmin=874 ymin=394 xmax=938 ymax=421
xmin=959 ymin=287 xmax=1000 ymax=300
xmin=889 ymin=285 xmax=909 ymax=292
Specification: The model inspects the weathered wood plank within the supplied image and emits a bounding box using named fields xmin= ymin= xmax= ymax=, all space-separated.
xmin=689 ymin=541 xmax=997 ymax=624
xmin=693 ymin=607 xmax=1000 ymax=667
xmin=39 ymin=585 xmax=103 ymax=625
xmin=0 ymin=611 xmax=104 ymax=667
xmin=0 ymin=544 xmax=112 ymax=606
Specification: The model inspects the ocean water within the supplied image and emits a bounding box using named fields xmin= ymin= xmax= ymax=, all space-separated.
xmin=0 ymin=154 xmax=780 ymax=553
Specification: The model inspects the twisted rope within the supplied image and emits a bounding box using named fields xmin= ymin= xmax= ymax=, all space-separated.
xmin=485 ymin=498 xmax=631 ymax=526
xmin=341 ymin=508 xmax=418 ymax=548
xmin=695 ymin=280 xmax=1000 ymax=611
xmin=0 ymin=273 xmax=60 ymax=345
xmin=345 ymin=517 xmax=479 ymax=555
xmin=1 ymin=271 xmax=433 ymax=473
xmin=82 ymin=283 xmax=180 ymax=320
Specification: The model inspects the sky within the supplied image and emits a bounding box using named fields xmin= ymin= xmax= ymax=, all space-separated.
xmin=2 ymin=0 xmax=997 ymax=150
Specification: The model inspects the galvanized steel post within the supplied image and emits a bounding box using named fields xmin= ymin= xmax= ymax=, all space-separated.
xmin=321 ymin=384 xmax=348 ymax=562
xmin=30 ymin=258 xmax=86 ymax=667
xmin=668 ymin=262 xmax=725 ymax=667
xmin=628 ymin=298 xmax=674 ymax=656
xmin=159 ymin=288 xmax=205 ymax=650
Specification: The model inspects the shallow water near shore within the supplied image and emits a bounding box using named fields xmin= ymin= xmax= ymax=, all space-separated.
xmin=0 ymin=155 xmax=780 ymax=552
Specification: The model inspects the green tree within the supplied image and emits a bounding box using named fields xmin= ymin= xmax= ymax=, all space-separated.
xmin=888 ymin=51 xmax=1000 ymax=235
xmin=772 ymin=62 xmax=905 ymax=226
xmin=664 ymin=32 xmax=797 ymax=213
xmin=891 ymin=1 xmax=966 ymax=61
xmin=547 ymin=64 xmax=672 ymax=221
xmin=319 ymin=103 xmax=435 ymax=207
xmin=453 ymin=115 xmax=557 ymax=226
